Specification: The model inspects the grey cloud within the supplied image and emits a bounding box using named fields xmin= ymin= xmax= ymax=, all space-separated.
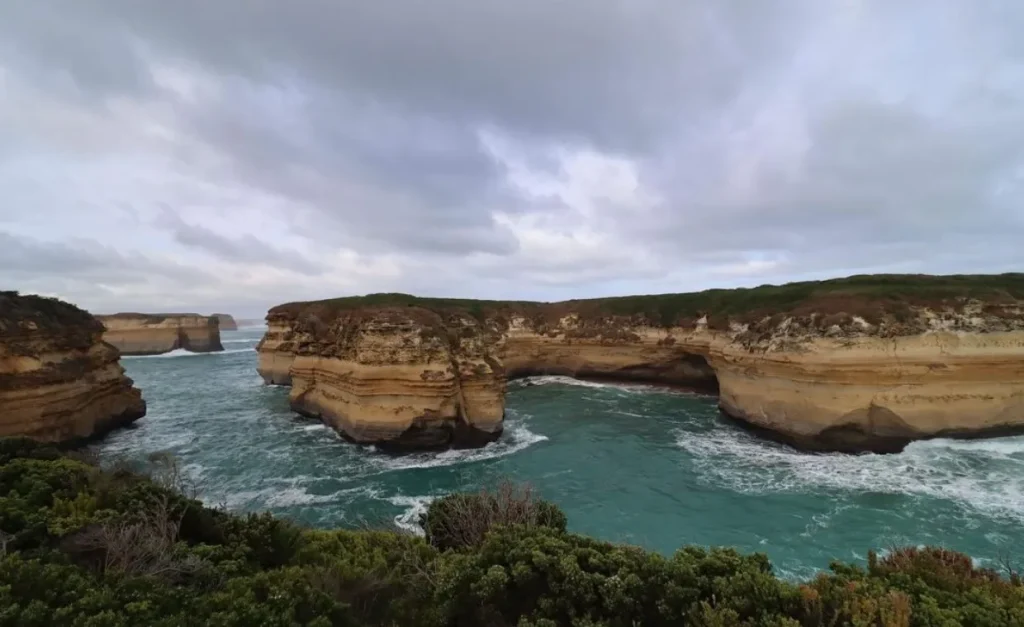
xmin=0 ymin=231 xmax=212 ymax=285
xmin=1 ymin=0 xmax=1023 ymax=311
xmin=160 ymin=212 xmax=322 ymax=275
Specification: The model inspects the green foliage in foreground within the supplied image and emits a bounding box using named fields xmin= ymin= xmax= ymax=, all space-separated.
xmin=0 ymin=438 xmax=1021 ymax=626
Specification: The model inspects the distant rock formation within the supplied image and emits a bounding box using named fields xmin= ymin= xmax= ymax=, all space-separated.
xmin=212 ymin=313 xmax=238 ymax=331
xmin=0 ymin=291 xmax=146 ymax=442
xmin=257 ymin=274 xmax=1024 ymax=453
xmin=96 ymin=314 xmax=224 ymax=356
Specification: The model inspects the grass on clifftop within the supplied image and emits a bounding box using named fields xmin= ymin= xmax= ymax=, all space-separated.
xmin=0 ymin=291 xmax=100 ymax=333
xmin=270 ymin=272 xmax=1024 ymax=328
xmin=0 ymin=437 xmax=1021 ymax=626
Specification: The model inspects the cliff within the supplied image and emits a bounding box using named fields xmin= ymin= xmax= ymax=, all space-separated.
xmin=212 ymin=313 xmax=238 ymax=331
xmin=97 ymin=314 xmax=224 ymax=356
xmin=0 ymin=291 xmax=146 ymax=442
xmin=256 ymin=274 xmax=1024 ymax=453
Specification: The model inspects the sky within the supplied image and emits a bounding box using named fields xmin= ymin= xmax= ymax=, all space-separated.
xmin=1 ymin=1 xmax=1022 ymax=319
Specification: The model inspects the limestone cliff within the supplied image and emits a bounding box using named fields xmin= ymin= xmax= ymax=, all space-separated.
xmin=0 ymin=292 xmax=146 ymax=442
xmin=257 ymin=274 xmax=1024 ymax=453
xmin=212 ymin=314 xmax=238 ymax=331
xmin=97 ymin=314 xmax=224 ymax=356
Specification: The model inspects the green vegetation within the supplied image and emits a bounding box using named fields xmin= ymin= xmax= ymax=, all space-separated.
xmin=270 ymin=273 xmax=1024 ymax=329
xmin=0 ymin=291 xmax=100 ymax=333
xmin=0 ymin=437 xmax=1021 ymax=626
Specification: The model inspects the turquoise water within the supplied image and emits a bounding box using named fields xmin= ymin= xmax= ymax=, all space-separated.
xmin=93 ymin=327 xmax=1024 ymax=580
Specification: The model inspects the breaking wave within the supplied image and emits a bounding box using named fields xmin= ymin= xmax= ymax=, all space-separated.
xmin=364 ymin=417 xmax=548 ymax=474
xmin=677 ymin=426 xmax=1024 ymax=522
xmin=122 ymin=347 xmax=256 ymax=359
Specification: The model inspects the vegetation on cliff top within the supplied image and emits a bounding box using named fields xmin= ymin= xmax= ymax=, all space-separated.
xmin=0 ymin=437 xmax=1021 ymax=626
xmin=0 ymin=291 xmax=102 ymax=342
xmin=269 ymin=273 xmax=1024 ymax=329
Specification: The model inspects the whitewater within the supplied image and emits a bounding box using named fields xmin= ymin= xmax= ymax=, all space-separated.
xmin=93 ymin=326 xmax=1024 ymax=579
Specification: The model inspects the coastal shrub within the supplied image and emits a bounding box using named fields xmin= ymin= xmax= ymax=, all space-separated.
xmin=420 ymin=481 xmax=567 ymax=551
xmin=0 ymin=437 xmax=1021 ymax=626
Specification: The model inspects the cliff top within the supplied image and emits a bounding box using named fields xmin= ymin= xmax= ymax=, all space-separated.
xmin=0 ymin=291 xmax=102 ymax=335
xmin=268 ymin=273 xmax=1024 ymax=329
xmin=95 ymin=313 xmax=206 ymax=323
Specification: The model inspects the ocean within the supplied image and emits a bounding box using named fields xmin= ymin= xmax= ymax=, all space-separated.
xmin=92 ymin=326 xmax=1024 ymax=580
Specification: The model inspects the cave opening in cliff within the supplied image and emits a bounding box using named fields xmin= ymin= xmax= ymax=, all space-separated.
xmin=672 ymin=352 xmax=720 ymax=394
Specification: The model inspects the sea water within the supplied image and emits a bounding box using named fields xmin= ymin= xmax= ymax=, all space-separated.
xmin=92 ymin=327 xmax=1024 ymax=579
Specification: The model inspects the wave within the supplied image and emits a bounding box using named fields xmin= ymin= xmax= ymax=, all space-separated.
xmin=365 ymin=419 xmax=548 ymax=474
xmin=513 ymin=375 xmax=707 ymax=397
xmin=222 ymin=338 xmax=256 ymax=345
xmin=677 ymin=426 xmax=1024 ymax=522
xmin=218 ymin=482 xmax=382 ymax=510
xmin=123 ymin=347 xmax=256 ymax=359
xmin=388 ymin=494 xmax=434 ymax=536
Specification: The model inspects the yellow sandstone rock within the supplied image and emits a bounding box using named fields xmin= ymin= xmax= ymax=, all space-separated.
xmin=97 ymin=313 xmax=224 ymax=356
xmin=257 ymin=276 xmax=1024 ymax=453
xmin=0 ymin=292 xmax=146 ymax=441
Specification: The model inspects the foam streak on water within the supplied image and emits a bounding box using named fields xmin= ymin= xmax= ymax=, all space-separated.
xmin=92 ymin=330 xmax=1024 ymax=576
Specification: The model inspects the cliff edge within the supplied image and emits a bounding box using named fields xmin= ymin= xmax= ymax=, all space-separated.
xmin=212 ymin=313 xmax=238 ymax=331
xmin=97 ymin=313 xmax=224 ymax=356
xmin=0 ymin=291 xmax=146 ymax=441
xmin=257 ymin=274 xmax=1024 ymax=453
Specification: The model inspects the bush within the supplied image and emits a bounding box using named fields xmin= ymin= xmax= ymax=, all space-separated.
xmin=420 ymin=481 xmax=567 ymax=551
xmin=0 ymin=437 xmax=1020 ymax=626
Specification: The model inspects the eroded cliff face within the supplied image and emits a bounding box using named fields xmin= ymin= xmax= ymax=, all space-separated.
xmin=212 ymin=314 xmax=238 ymax=331
xmin=257 ymin=288 xmax=1024 ymax=453
xmin=0 ymin=292 xmax=146 ymax=442
xmin=258 ymin=308 xmax=504 ymax=450
xmin=97 ymin=314 xmax=224 ymax=356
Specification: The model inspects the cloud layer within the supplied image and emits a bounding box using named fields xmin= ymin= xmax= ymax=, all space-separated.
xmin=2 ymin=1 xmax=1022 ymax=317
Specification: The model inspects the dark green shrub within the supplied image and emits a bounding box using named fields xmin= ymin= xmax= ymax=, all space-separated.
xmin=0 ymin=437 xmax=1021 ymax=627
xmin=420 ymin=481 xmax=567 ymax=551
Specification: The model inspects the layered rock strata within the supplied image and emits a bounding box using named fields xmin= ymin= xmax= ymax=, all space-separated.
xmin=97 ymin=314 xmax=224 ymax=356
xmin=0 ymin=292 xmax=146 ymax=442
xmin=212 ymin=314 xmax=238 ymax=331
xmin=257 ymin=276 xmax=1024 ymax=453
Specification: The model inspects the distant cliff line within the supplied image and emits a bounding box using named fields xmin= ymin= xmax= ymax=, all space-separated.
xmin=96 ymin=313 xmax=224 ymax=356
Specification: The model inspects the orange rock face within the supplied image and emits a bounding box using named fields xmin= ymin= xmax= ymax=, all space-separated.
xmin=97 ymin=314 xmax=224 ymax=355
xmin=257 ymin=293 xmax=1024 ymax=453
xmin=0 ymin=292 xmax=146 ymax=442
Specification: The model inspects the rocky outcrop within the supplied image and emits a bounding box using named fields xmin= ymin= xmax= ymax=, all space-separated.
xmin=212 ymin=314 xmax=238 ymax=331
xmin=258 ymin=308 xmax=504 ymax=450
xmin=97 ymin=314 xmax=223 ymax=356
xmin=257 ymin=275 xmax=1024 ymax=453
xmin=0 ymin=292 xmax=146 ymax=442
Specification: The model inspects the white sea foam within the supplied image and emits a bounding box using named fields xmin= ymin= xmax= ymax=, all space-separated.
xmin=299 ymin=423 xmax=332 ymax=433
xmin=123 ymin=347 xmax=255 ymax=359
xmin=222 ymin=338 xmax=256 ymax=345
xmin=516 ymin=375 xmax=706 ymax=398
xmin=677 ymin=427 xmax=1024 ymax=522
xmin=219 ymin=482 xmax=382 ymax=509
xmin=365 ymin=420 xmax=548 ymax=473
xmin=388 ymin=494 xmax=434 ymax=536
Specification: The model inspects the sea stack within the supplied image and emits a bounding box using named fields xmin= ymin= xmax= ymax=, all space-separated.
xmin=212 ymin=313 xmax=238 ymax=331
xmin=97 ymin=313 xmax=224 ymax=356
xmin=0 ymin=291 xmax=146 ymax=441
xmin=256 ymin=274 xmax=1024 ymax=453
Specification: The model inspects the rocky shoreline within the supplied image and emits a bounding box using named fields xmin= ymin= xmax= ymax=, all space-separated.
xmin=0 ymin=292 xmax=146 ymax=442
xmin=256 ymin=274 xmax=1024 ymax=453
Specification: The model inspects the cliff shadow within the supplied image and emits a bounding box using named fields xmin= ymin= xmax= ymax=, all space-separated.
xmin=505 ymin=352 xmax=721 ymax=396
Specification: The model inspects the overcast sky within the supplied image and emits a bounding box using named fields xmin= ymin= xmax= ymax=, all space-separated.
xmin=2 ymin=1 xmax=1022 ymax=318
